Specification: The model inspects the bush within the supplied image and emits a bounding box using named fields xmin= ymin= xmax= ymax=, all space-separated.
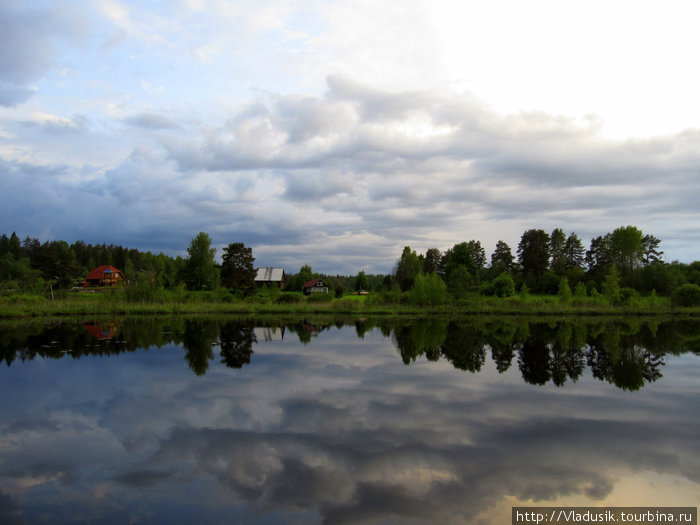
xmin=479 ymin=282 xmax=495 ymax=296
xmin=447 ymin=265 xmax=474 ymax=299
xmin=618 ymin=287 xmax=639 ymax=304
xmin=161 ymin=283 xmax=186 ymax=302
xmin=409 ymin=273 xmax=448 ymax=306
xmin=558 ymin=277 xmax=572 ymax=303
xmin=307 ymin=292 xmax=331 ymax=303
xmin=539 ymin=271 xmax=561 ymax=295
xmin=602 ymin=266 xmax=621 ymax=305
xmin=365 ymin=285 xmax=402 ymax=306
xmin=126 ymin=273 xmax=155 ymax=303
xmin=253 ymin=285 xmax=281 ymax=303
xmin=672 ymin=283 xmax=700 ymax=307
xmin=218 ymin=290 xmax=236 ymax=303
xmin=589 ymin=288 xmax=605 ymax=304
xmin=647 ymin=289 xmax=662 ymax=307
xmin=332 ymin=298 xmax=360 ymax=310
xmin=492 ymin=272 xmax=515 ymax=298
xmin=586 ymin=280 xmax=598 ymax=296
xmin=277 ymin=293 xmax=302 ymax=304
xmin=2 ymin=293 xmax=47 ymax=305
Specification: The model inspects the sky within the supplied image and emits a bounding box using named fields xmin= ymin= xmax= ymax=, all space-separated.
xmin=2 ymin=0 xmax=700 ymax=274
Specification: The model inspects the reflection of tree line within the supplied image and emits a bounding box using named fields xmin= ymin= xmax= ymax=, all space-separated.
xmin=390 ymin=318 xmax=700 ymax=390
xmin=0 ymin=318 xmax=315 ymax=376
xmin=1 ymin=317 xmax=699 ymax=388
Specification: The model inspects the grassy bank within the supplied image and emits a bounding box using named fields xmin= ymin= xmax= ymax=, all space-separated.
xmin=2 ymin=289 xmax=700 ymax=318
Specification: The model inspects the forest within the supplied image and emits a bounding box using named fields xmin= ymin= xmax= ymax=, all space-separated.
xmin=1 ymin=225 xmax=700 ymax=307
xmin=387 ymin=226 xmax=700 ymax=307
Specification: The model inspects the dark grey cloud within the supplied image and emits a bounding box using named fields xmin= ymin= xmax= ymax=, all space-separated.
xmin=282 ymin=169 xmax=354 ymax=202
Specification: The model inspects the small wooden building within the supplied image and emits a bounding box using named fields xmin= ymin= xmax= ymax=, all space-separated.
xmin=302 ymin=278 xmax=329 ymax=295
xmin=255 ymin=267 xmax=286 ymax=288
xmin=83 ymin=265 xmax=125 ymax=288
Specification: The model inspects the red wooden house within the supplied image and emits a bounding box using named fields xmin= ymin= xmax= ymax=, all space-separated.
xmin=302 ymin=278 xmax=329 ymax=295
xmin=83 ymin=265 xmax=125 ymax=288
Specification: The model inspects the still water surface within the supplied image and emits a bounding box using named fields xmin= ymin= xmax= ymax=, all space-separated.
xmin=0 ymin=317 xmax=698 ymax=524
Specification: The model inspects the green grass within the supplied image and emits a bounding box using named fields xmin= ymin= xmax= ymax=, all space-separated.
xmin=1 ymin=289 xmax=699 ymax=319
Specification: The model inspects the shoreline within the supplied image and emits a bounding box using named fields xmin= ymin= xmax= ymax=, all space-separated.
xmin=2 ymin=294 xmax=700 ymax=319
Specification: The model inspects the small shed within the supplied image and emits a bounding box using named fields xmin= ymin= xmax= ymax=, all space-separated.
xmin=255 ymin=267 xmax=286 ymax=288
xmin=302 ymin=278 xmax=329 ymax=295
xmin=83 ymin=265 xmax=125 ymax=288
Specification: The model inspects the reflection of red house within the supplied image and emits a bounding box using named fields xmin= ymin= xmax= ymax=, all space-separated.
xmin=84 ymin=322 xmax=117 ymax=340
xmin=83 ymin=265 xmax=125 ymax=288
xmin=301 ymin=321 xmax=326 ymax=333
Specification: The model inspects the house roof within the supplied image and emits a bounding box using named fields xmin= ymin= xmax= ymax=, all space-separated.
xmin=255 ymin=267 xmax=285 ymax=282
xmin=302 ymin=278 xmax=324 ymax=288
xmin=85 ymin=265 xmax=123 ymax=280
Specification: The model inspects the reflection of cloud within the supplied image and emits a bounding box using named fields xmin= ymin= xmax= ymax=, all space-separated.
xmin=7 ymin=462 xmax=76 ymax=485
xmin=113 ymin=469 xmax=174 ymax=488
xmin=0 ymin=491 xmax=23 ymax=525
xmin=0 ymin=325 xmax=698 ymax=524
xmin=122 ymin=390 xmax=699 ymax=524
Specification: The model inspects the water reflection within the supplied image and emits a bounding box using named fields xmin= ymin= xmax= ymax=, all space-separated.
xmin=0 ymin=316 xmax=698 ymax=524
xmin=2 ymin=317 xmax=698 ymax=390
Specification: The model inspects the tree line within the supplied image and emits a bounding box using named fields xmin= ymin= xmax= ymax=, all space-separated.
xmin=0 ymin=231 xmax=262 ymax=296
xmin=0 ymin=232 xmax=184 ymax=293
xmin=387 ymin=225 xmax=700 ymax=306
xmin=2 ymin=227 xmax=700 ymax=305
xmin=0 ymin=230 xmax=383 ymax=298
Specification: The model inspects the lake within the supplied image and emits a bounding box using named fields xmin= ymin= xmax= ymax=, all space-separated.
xmin=0 ymin=316 xmax=698 ymax=524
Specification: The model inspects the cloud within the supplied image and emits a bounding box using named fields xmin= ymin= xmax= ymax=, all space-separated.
xmin=0 ymin=84 xmax=36 ymax=107
xmin=123 ymin=113 xmax=181 ymax=130
xmin=154 ymin=76 xmax=700 ymax=267
xmin=19 ymin=113 xmax=88 ymax=135
xmin=0 ymin=0 xmax=86 ymax=107
xmin=3 ymin=65 xmax=700 ymax=271
xmin=165 ymin=75 xmax=700 ymax=189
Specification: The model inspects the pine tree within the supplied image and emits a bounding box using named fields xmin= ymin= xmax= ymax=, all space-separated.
xmin=221 ymin=242 xmax=256 ymax=295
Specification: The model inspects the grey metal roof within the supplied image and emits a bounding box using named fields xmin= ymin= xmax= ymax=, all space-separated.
xmin=255 ymin=267 xmax=285 ymax=282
